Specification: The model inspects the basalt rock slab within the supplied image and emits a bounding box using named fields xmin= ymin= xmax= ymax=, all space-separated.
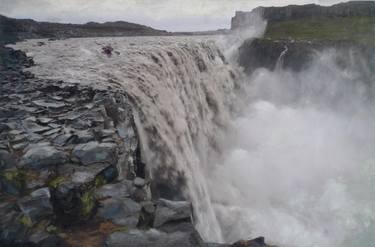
xmin=72 ymin=141 xmax=118 ymax=166
xmin=104 ymin=228 xmax=205 ymax=247
xmin=95 ymin=180 xmax=133 ymax=200
xmin=0 ymin=150 xmax=16 ymax=170
xmin=97 ymin=198 xmax=141 ymax=228
xmin=19 ymin=144 xmax=68 ymax=169
xmin=153 ymin=199 xmax=192 ymax=228
xmin=17 ymin=187 xmax=53 ymax=225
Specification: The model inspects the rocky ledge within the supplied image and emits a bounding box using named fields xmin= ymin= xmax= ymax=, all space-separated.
xmin=0 ymin=45 xmax=272 ymax=246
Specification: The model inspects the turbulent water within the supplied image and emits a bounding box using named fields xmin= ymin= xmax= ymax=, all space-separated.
xmin=11 ymin=30 xmax=375 ymax=247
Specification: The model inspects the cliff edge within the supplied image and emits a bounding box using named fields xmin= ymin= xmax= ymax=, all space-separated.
xmin=231 ymin=1 xmax=375 ymax=29
xmin=234 ymin=1 xmax=375 ymax=73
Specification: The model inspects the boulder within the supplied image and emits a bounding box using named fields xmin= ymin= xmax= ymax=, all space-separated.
xmin=131 ymin=187 xmax=148 ymax=202
xmin=0 ymin=206 xmax=29 ymax=244
xmin=95 ymin=180 xmax=132 ymax=200
xmin=0 ymin=169 xmax=25 ymax=195
xmin=97 ymin=198 xmax=141 ymax=227
xmin=19 ymin=144 xmax=67 ymax=169
xmin=73 ymin=130 xmax=95 ymax=144
xmin=53 ymin=133 xmax=74 ymax=146
xmin=104 ymin=228 xmax=205 ymax=247
xmin=0 ymin=150 xmax=16 ymax=170
xmin=71 ymin=164 xmax=118 ymax=186
xmin=140 ymin=201 xmax=155 ymax=215
xmin=133 ymin=177 xmax=145 ymax=188
xmin=231 ymin=237 xmax=269 ymax=247
xmin=153 ymin=199 xmax=192 ymax=228
xmin=72 ymin=141 xmax=117 ymax=166
xmin=52 ymin=180 xmax=96 ymax=224
xmin=17 ymin=187 xmax=53 ymax=225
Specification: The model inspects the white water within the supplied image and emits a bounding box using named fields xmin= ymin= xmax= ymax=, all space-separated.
xmin=10 ymin=29 xmax=375 ymax=246
xmin=209 ymin=50 xmax=375 ymax=246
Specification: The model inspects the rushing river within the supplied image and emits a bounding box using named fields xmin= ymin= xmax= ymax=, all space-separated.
xmin=10 ymin=29 xmax=375 ymax=246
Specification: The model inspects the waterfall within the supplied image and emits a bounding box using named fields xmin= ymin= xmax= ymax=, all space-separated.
xmin=10 ymin=36 xmax=245 ymax=242
xmin=275 ymin=45 xmax=288 ymax=70
xmin=11 ymin=31 xmax=375 ymax=247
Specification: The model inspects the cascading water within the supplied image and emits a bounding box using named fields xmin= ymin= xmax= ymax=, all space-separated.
xmin=275 ymin=45 xmax=288 ymax=70
xmin=10 ymin=23 xmax=375 ymax=247
xmin=10 ymin=36 xmax=245 ymax=242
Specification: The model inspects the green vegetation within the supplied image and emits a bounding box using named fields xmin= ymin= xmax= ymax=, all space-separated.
xmin=48 ymin=176 xmax=66 ymax=189
xmin=114 ymin=226 xmax=128 ymax=232
xmin=0 ymin=169 xmax=26 ymax=192
xmin=19 ymin=214 xmax=33 ymax=227
xmin=264 ymin=16 xmax=375 ymax=45
xmin=94 ymin=175 xmax=106 ymax=188
xmin=80 ymin=189 xmax=96 ymax=217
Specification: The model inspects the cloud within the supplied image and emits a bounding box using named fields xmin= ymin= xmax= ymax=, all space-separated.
xmin=0 ymin=0 xmax=370 ymax=31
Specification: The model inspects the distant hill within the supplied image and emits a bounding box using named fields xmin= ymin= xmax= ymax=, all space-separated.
xmin=0 ymin=15 xmax=169 ymax=44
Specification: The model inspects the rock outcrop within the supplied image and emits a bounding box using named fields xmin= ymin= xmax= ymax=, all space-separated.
xmin=231 ymin=1 xmax=375 ymax=29
xmin=0 ymin=45 xmax=143 ymax=246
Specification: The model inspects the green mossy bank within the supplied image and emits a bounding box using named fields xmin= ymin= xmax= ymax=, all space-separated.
xmin=264 ymin=16 xmax=375 ymax=45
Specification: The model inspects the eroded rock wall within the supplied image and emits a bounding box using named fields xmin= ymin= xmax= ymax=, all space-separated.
xmin=231 ymin=1 xmax=375 ymax=29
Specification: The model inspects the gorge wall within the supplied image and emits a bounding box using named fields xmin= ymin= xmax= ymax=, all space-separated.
xmin=231 ymin=1 xmax=375 ymax=29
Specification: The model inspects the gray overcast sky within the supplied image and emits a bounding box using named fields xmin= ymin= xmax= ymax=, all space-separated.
xmin=0 ymin=0 xmax=370 ymax=31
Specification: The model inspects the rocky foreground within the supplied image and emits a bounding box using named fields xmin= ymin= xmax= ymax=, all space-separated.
xmin=0 ymin=38 xmax=272 ymax=247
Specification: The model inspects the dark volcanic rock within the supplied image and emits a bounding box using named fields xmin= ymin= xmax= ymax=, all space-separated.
xmin=95 ymin=180 xmax=132 ymax=200
xmin=0 ymin=150 xmax=16 ymax=170
xmin=153 ymin=199 xmax=192 ymax=228
xmin=104 ymin=229 xmax=205 ymax=247
xmin=19 ymin=144 xmax=67 ymax=169
xmin=17 ymin=188 xmax=53 ymax=225
xmin=0 ymin=45 xmax=144 ymax=245
xmin=97 ymin=198 xmax=141 ymax=227
xmin=72 ymin=141 xmax=118 ymax=166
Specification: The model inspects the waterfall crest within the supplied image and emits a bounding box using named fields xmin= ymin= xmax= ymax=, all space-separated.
xmin=11 ymin=36 xmax=244 ymax=242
